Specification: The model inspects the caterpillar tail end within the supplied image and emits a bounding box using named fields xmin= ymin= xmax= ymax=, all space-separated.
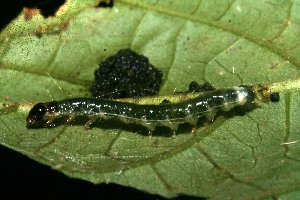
xmin=249 ymin=84 xmax=280 ymax=105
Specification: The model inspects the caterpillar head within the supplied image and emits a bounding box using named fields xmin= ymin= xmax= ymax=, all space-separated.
xmin=26 ymin=102 xmax=58 ymax=126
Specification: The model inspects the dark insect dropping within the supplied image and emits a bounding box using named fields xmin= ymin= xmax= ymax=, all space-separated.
xmin=270 ymin=92 xmax=280 ymax=102
xmin=91 ymin=49 xmax=163 ymax=99
xmin=188 ymin=81 xmax=215 ymax=92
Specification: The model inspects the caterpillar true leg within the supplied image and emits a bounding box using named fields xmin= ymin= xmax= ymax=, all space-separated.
xmin=84 ymin=117 xmax=97 ymax=129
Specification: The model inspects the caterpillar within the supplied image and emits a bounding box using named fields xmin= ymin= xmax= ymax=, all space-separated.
xmin=26 ymin=85 xmax=278 ymax=137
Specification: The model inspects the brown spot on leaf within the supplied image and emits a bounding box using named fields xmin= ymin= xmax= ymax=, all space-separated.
xmin=59 ymin=21 xmax=69 ymax=31
xmin=34 ymin=25 xmax=47 ymax=37
xmin=34 ymin=20 xmax=69 ymax=37
xmin=23 ymin=7 xmax=41 ymax=20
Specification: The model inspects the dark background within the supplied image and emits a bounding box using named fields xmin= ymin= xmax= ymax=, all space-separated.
xmin=0 ymin=1 xmax=202 ymax=199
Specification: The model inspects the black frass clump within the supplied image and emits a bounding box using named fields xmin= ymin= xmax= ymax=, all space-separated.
xmin=188 ymin=81 xmax=216 ymax=92
xmin=91 ymin=49 xmax=163 ymax=99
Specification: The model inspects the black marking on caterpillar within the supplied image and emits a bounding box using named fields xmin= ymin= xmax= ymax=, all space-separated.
xmin=188 ymin=81 xmax=215 ymax=92
xmin=26 ymin=85 xmax=276 ymax=137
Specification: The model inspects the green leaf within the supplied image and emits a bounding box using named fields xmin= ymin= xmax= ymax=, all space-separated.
xmin=1 ymin=0 xmax=300 ymax=199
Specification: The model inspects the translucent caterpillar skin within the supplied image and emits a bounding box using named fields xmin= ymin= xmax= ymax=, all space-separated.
xmin=26 ymin=86 xmax=256 ymax=133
